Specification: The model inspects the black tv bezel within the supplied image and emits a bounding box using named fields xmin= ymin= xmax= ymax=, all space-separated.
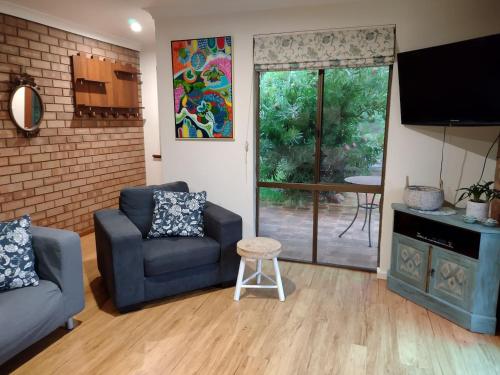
xmin=397 ymin=34 xmax=500 ymax=127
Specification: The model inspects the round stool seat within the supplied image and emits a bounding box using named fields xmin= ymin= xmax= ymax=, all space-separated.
xmin=237 ymin=237 xmax=282 ymax=260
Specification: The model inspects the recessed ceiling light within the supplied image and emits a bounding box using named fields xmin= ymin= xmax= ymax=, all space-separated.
xmin=128 ymin=18 xmax=142 ymax=33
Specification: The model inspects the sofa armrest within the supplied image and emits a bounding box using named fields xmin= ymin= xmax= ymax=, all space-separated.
xmin=204 ymin=202 xmax=242 ymax=283
xmin=94 ymin=209 xmax=144 ymax=311
xmin=31 ymin=226 xmax=85 ymax=318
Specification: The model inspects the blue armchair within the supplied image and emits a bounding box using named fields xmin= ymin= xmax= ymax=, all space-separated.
xmin=94 ymin=181 xmax=242 ymax=312
xmin=0 ymin=227 xmax=85 ymax=365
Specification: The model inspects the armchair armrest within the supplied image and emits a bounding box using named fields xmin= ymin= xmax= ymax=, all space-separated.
xmin=31 ymin=226 xmax=85 ymax=318
xmin=94 ymin=209 xmax=144 ymax=311
xmin=204 ymin=202 xmax=242 ymax=283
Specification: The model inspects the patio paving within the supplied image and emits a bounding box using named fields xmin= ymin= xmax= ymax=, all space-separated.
xmin=258 ymin=192 xmax=380 ymax=270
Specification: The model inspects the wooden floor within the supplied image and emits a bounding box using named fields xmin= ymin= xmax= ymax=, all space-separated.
xmin=2 ymin=233 xmax=499 ymax=375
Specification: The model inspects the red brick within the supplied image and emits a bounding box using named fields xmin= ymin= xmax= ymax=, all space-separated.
xmin=59 ymin=40 xmax=76 ymax=50
xmin=31 ymin=153 xmax=51 ymax=162
xmin=2 ymin=182 xmax=23 ymax=193
xmin=2 ymin=200 xmax=25 ymax=211
xmin=7 ymin=55 xmax=30 ymax=66
xmin=36 ymin=201 xmax=55 ymax=212
xmin=25 ymin=195 xmax=45 ymax=206
xmin=29 ymin=40 xmax=50 ymax=52
xmin=22 ymin=163 xmax=41 ymax=172
xmin=8 ymin=155 xmax=30 ymax=165
xmin=11 ymin=172 xmax=32 ymax=183
xmin=0 ymin=165 xmax=21 ymax=176
xmin=0 ymin=147 xmax=19 ymax=157
xmin=35 ymin=185 xmax=54 ymax=195
xmin=53 ymin=181 xmax=70 ymax=191
xmin=12 ymin=189 xmax=34 ymax=200
xmin=27 ymin=22 xmax=48 ymax=35
xmin=0 ymin=44 xmax=18 ymax=55
xmin=41 ymin=52 xmax=60 ymax=63
xmin=5 ymin=16 xmax=27 ymax=28
xmin=40 ymin=34 xmax=58 ymax=46
xmin=49 ymin=28 xmax=67 ymax=40
xmin=23 ymin=179 xmax=44 ymax=189
xmin=32 ymin=59 xmax=51 ymax=69
xmin=20 ymin=48 xmax=41 ymax=59
xmin=49 ymin=45 xmax=67 ymax=56
xmin=67 ymin=34 xmax=83 ymax=43
xmin=18 ymin=29 xmax=39 ymax=41
xmin=6 ymin=35 xmax=29 ymax=48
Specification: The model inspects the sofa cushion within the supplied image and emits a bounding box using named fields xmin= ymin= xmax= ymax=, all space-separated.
xmin=0 ymin=280 xmax=64 ymax=364
xmin=0 ymin=215 xmax=39 ymax=291
xmin=119 ymin=181 xmax=189 ymax=238
xmin=148 ymin=191 xmax=206 ymax=238
xmin=143 ymin=237 xmax=220 ymax=277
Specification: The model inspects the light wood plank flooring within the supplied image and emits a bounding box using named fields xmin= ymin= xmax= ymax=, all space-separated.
xmin=2 ymin=233 xmax=499 ymax=375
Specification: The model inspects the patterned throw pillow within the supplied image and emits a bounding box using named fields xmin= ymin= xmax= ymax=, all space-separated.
xmin=148 ymin=191 xmax=207 ymax=238
xmin=0 ymin=215 xmax=39 ymax=291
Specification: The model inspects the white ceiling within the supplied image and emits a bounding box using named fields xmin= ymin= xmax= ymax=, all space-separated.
xmin=1 ymin=0 xmax=357 ymax=50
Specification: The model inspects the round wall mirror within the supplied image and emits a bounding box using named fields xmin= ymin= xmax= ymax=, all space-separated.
xmin=9 ymin=85 xmax=44 ymax=134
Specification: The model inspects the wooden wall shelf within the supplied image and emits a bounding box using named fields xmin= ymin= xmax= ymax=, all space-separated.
xmin=72 ymin=54 xmax=141 ymax=120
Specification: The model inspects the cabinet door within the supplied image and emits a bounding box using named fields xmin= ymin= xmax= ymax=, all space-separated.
xmin=429 ymin=246 xmax=477 ymax=311
xmin=391 ymin=234 xmax=430 ymax=291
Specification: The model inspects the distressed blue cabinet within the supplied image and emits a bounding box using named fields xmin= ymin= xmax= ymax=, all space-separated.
xmin=391 ymin=234 xmax=429 ymax=291
xmin=429 ymin=246 xmax=477 ymax=311
xmin=388 ymin=204 xmax=500 ymax=334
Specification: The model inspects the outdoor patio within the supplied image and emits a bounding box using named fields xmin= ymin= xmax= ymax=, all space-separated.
xmin=258 ymin=192 xmax=380 ymax=270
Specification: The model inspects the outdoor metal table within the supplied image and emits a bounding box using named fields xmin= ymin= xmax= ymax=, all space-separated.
xmin=338 ymin=175 xmax=381 ymax=247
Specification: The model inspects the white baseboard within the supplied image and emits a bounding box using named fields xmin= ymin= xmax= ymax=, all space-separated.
xmin=376 ymin=267 xmax=387 ymax=279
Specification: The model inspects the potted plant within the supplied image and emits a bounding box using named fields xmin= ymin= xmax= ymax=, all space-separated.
xmin=456 ymin=181 xmax=500 ymax=220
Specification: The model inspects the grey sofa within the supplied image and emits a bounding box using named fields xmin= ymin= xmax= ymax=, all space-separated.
xmin=0 ymin=227 xmax=85 ymax=365
xmin=94 ymin=181 xmax=242 ymax=313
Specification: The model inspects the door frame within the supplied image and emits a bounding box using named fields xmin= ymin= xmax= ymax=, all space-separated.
xmin=255 ymin=66 xmax=393 ymax=271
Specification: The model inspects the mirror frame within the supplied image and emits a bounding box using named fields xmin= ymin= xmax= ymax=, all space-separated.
xmin=9 ymin=74 xmax=44 ymax=137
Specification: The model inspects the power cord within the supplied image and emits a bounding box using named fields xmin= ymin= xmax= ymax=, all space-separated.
xmin=439 ymin=126 xmax=447 ymax=188
xmin=478 ymin=132 xmax=500 ymax=182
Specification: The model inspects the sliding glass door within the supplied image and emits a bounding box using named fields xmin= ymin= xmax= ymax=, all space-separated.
xmin=257 ymin=66 xmax=391 ymax=271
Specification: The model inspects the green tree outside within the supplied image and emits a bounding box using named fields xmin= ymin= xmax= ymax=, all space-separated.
xmin=259 ymin=67 xmax=389 ymax=206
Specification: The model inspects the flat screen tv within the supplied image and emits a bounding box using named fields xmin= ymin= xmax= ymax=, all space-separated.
xmin=397 ymin=33 xmax=500 ymax=126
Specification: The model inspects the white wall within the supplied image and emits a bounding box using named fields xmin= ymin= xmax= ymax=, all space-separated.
xmin=140 ymin=50 xmax=163 ymax=185
xmin=150 ymin=0 xmax=500 ymax=276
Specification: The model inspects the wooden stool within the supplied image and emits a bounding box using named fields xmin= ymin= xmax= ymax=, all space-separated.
xmin=233 ymin=237 xmax=285 ymax=302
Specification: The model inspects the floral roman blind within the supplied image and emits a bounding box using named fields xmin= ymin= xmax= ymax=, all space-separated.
xmin=253 ymin=25 xmax=395 ymax=71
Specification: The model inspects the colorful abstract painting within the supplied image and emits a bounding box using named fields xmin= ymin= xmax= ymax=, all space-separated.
xmin=171 ymin=36 xmax=233 ymax=140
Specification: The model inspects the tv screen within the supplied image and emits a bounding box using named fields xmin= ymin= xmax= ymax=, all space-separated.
xmin=397 ymin=34 xmax=500 ymax=126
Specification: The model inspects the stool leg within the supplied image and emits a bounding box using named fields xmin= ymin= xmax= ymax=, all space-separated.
xmin=234 ymin=257 xmax=246 ymax=301
xmin=272 ymin=257 xmax=285 ymax=302
xmin=257 ymin=259 xmax=262 ymax=284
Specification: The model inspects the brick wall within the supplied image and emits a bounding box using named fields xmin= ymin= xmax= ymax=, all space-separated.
xmin=0 ymin=14 xmax=146 ymax=234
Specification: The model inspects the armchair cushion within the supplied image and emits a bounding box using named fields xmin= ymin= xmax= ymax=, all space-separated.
xmin=119 ymin=181 xmax=189 ymax=238
xmin=0 ymin=215 xmax=39 ymax=291
xmin=0 ymin=280 xmax=63 ymax=364
xmin=148 ymin=191 xmax=207 ymax=238
xmin=143 ymin=237 xmax=220 ymax=277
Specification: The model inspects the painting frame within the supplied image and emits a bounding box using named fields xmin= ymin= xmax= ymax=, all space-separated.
xmin=171 ymin=36 xmax=234 ymax=141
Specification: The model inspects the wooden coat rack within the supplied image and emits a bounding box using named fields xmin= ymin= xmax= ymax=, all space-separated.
xmin=72 ymin=54 xmax=142 ymax=118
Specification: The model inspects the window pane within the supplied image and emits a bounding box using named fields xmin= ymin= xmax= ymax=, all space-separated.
xmin=320 ymin=67 xmax=389 ymax=184
xmin=258 ymin=70 xmax=318 ymax=183
xmin=258 ymin=188 xmax=313 ymax=262
xmin=317 ymin=191 xmax=379 ymax=270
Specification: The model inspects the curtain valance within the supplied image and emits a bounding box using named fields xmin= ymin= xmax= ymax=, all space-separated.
xmin=253 ymin=25 xmax=395 ymax=71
